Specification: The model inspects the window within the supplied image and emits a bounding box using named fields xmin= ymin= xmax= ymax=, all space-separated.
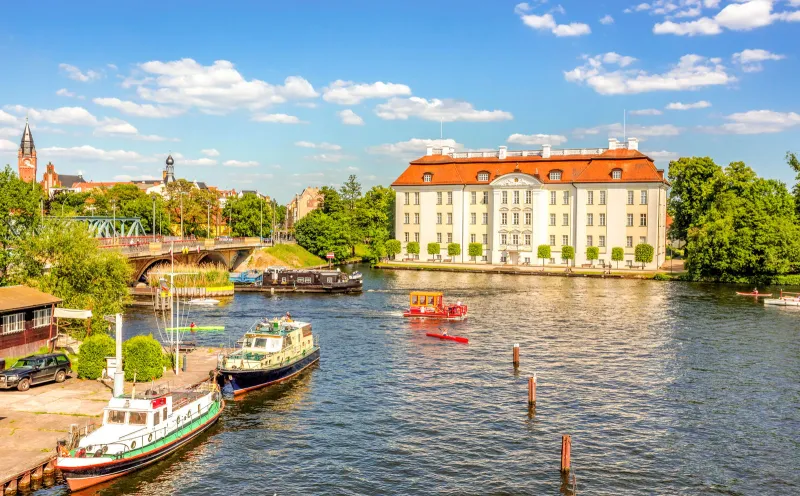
xmin=471 ymin=192 xmax=477 ymax=204
xmin=599 ymin=213 xmax=606 ymax=226
xmin=108 ymin=410 xmax=126 ymax=424
xmin=563 ymin=213 xmax=569 ymax=226
xmin=587 ymin=191 xmax=594 ymax=205
xmin=549 ymin=213 xmax=556 ymax=226
xmin=414 ymin=192 xmax=419 ymax=205
xmin=512 ymin=213 xmax=519 ymax=225
xmin=640 ymin=236 xmax=647 ymax=244
xmin=512 ymin=234 xmax=519 ymax=245
xmin=626 ymin=214 xmax=634 ymax=227
xmin=525 ymin=234 xmax=531 ymax=245
xmin=501 ymin=234 xmax=507 ymax=245
xmin=549 ymin=258 xmax=555 ymax=264
xmin=550 ymin=191 xmax=556 ymax=205
xmin=446 ymin=213 xmax=452 ymax=225
xmin=549 ymin=170 xmax=562 ymax=180
xmin=2 ymin=313 xmax=24 ymax=334
xmin=482 ymin=192 xmax=489 ymax=204
xmin=470 ymin=213 xmax=476 ymax=225
xmin=501 ymin=213 xmax=508 ymax=225
xmin=482 ymin=234 xmax=488 ymax=244
xmin=447 ymin=233 xmax=453 ymax=243
xmin=162 ymin=407 xmax=167 ymax=421
xmin=414 ymin=213 xmax=420 ymax=224
xmin=34 ymin=308 xmax=51 ymax=328
xmin=599 ymin=235 xmax=606 ymax=247
xmin=478 ymin=171 xmax=490 ymax=181
xmin=640 ymin=213 xmax=647 ymax=227
xmin=437 ymin=233 xmax=442 ymax=243
xmin=414 ymin=232 xmax=419 ymax=242
xmin=502 ymin=191 xmax=508 ymax=204
xmin=587 ymin=213 xmax=593 ymax=226
xmin=513 ymin=191 xmax=520 ymax=204
xmin=600 ymin=190 xmax=607 ymax=205
xmin=404 ymin=192 xmax=409 ymax=205
xmin=525 ymin=191 xmax=532 ymax=204
xmin=153 ymin=411 xmax=160 ymax=426
xmin=640 ymin=190 xmax=648 ymax=205
xmin=627 ymin=191 xmax=634 ymax=205
xmin=423 ymin=173 xmax=433 ymax=182
xmin=562 ymin=235 xmax=569 ymax=246
xmin=447 ymin=192 xmax=453 ymax=205
xmin=563 ymin=191 xmax=570 ymax=205
xmin=587 ymin=235 xmax=593 ymax=247
xmin=470 ymin=234 xmax=476 ymax=243
xmin=404 ymin=213 xmax=409 ymax=224
xmin=482 ymin=213 xmax=488 ymax=225
xmin=437 ymin=192 xmax=442 ymax=205
xmin=626 ymin=236 xmax=633 ymax=248
xmin=549 ymin=235 xmax=556 ymax=246
xmin=404 ymin=232 xmax=409 ymax=242
xmin=436 ymin=213 xmax=442 ymax=225
xmin=525 ymin=212 xmax=531 ymax=225
xmin=612 ymin=169 xmax=622 ymax=180
xmin=129 ymin=412 xmax=147 ymax=425
xmin=482 ymin=256 xmax=488 ymax=261
xmin=500 ymin=254 xmax=507 ymax=263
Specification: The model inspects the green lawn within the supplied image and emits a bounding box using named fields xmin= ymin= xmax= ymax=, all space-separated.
xmin=254 ymin=244 xmax=327 ymax=268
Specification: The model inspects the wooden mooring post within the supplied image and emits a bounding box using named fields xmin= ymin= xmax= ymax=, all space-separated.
xmin=528 ymin=375 xmax=536 ymax=408
xmin=513 ymin=343 xmax=520 ymax=368
xmin=560 ymin=435 xmax=571 ymax=473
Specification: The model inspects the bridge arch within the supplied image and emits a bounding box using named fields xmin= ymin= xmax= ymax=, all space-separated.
xmin=197 ymin=252 xmax=227 ymax=267
xmin=133 ymin=257 xmax=172 ymax=283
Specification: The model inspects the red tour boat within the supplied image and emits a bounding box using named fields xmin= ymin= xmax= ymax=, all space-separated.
xmin=403 ymin=291 xmax=467 ymax=320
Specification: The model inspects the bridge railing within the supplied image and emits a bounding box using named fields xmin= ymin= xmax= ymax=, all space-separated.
xmin=103 ymin=236 xmax=263 ymax=256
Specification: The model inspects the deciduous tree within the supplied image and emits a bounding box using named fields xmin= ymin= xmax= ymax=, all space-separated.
xmin=537 ymin=244 xmax=550 ymax=269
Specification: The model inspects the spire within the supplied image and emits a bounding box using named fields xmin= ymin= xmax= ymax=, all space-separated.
xmin=20 ymin=119 xmax=35 ymax=156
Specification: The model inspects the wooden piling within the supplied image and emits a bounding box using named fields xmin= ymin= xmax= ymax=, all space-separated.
xmin=31 ymin=466 xmax=42 ymax=481
xmin=17 ymin=472 xmax=30 ymax=491
xmin=43 ymin=460 xmax=54 ymax=476
xmin=528 ymin=375 xmax=536 ymax=407
xmin=4 ymin=478 xmax=17 ymax=496
xmin=560 ymin=435 xmax=571 ymax=473
xmin=513 ymin=343 xmax=520 ymax=368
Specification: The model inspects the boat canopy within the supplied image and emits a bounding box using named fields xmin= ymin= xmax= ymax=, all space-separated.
xmin=409 ymin=291 xmax=443 ymax=308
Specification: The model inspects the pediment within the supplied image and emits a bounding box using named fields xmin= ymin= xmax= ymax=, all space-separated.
xmin=490 ymin=173 xmax=541 ymax=188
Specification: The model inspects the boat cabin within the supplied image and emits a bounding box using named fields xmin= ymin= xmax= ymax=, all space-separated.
xmin=222 ymin=320 xmax=314 ymax=370
xmin=409 ymin=291 xmax=444 ymax=310
xmin=103 ymin=396 xmax=172 ymax=431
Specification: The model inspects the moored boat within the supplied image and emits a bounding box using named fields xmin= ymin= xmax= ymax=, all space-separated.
xmin=217 ymin=317 xmax=320 ymax=395
xmin=231 ymin=267 xmax=362 ymax=293
xmin=736 ymin=292 xmax=772 ymax=297
xmin=56 ymin=383 xmax=223 ymax=491
xmin=403 ymin=291 xmax=468 ymax=320
xmin=763 ymin=290 xmax=800 ymax=306
xmin=188 ymin=298 xmax=220 ymax=306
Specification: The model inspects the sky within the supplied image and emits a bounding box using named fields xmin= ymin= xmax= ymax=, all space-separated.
xmin=0 ymin=0 xmax=798 ymax=203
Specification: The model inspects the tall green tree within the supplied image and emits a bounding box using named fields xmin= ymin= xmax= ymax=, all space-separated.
xmin=787 ymin=151 xmax=800 ymax=219
xmin=340 ymin=175 xmax=362 ymax=211
xmin=0 ymin=166 xmax=43 ymax=285
xmin=165 ymin=180 xmax=219 ymax=237
xmin=223 ymin=194 xmax=273 ymax=237
xmin=356 ymin=186 xmax=395 ymax=263
xmin=319 ymin=186 xmax=344 ymax=215
xmin=667 ymin=157 xmax=723 ymax=242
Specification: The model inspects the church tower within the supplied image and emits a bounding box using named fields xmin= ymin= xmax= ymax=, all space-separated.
xmin=18 ymin=119 xmax=37 ymax=183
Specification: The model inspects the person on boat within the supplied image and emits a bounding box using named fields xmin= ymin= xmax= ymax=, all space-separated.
xmin=441 ymin=328 xmax=449 ymax=336
xmin=282 ymin=312 xmax=293 ymax=323
xmin=752 ymin=288 xmax=758 ymax=295
xmin=189 ymin=322 xmax=197 ymax=332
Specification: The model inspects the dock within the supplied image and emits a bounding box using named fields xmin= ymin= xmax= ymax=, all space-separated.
xmin=0 ymin=348 xmax=222 ymax=495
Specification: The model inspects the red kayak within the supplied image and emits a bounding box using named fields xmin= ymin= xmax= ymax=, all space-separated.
xmin=426 ymin=332 xmax=469 ymax=344
xmin=736 ymin=292 xmax=772 ymax=297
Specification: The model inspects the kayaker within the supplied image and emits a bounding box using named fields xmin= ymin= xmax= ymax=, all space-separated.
xmin=189 ymin=322 xmax=197 ymax=332
xmin=753 ymin=288 xmax=758 ymax=295
xmin=442 ymin=329 xmax=449 ymax=336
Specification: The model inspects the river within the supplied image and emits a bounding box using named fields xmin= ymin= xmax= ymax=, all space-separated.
xmin=38 ymin=267 xmax=799 ymax=495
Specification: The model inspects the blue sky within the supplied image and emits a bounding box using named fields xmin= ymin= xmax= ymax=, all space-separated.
xmin=0 ymin=0 xmax=798 ymax=202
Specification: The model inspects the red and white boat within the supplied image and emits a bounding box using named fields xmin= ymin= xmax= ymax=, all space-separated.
xmin=426 ymin=332 xmax=469 ymax=344
xmin=403 ymin=291 xmax=467 ymax=320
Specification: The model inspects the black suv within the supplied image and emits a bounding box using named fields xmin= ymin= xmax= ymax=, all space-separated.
xmin=0 ymin=353 xmax=71 ymax=391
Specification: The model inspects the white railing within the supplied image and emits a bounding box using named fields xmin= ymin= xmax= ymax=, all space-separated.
xmin=433 ymin=147 xmax=611 ymax=159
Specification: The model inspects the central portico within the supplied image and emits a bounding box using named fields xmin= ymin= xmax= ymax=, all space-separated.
xmin=488 ymin=171 xmax=548 ymax=264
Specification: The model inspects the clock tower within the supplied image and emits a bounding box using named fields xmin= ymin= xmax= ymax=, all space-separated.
xmin=18 ymin=119 xmax=37 ymax=183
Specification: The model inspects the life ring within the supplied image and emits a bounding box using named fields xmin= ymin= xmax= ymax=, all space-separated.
xmin=148 ymin=433 xmax=153 ymax=443
xmin=131 ymin=441 xmax=137 ymax=449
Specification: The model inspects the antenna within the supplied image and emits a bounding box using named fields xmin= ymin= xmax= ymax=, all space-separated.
xmin=623 ymin=109 xmax=626 ymax=141
xmin=440 ymin=118 xmax=443 ymax=140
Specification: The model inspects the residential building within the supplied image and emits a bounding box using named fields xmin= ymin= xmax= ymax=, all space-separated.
xmin=391 ymin=138 xmax=668 ymax=269
xmin=286 ymin=187 xmax=322 ymax=229
xmin=41 ymin=162 xmax=86 ymax=198
xmin=0 ymin=286 xmax=61 ymax=360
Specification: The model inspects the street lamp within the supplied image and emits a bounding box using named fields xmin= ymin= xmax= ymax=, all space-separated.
xmin=111 ymin=199 xmax=117 ymax=242
xmin=179 ymin=191 xmax=185 ymax=240
xmin=207 ymin=201 xmax=211 ymax=239
xmin=260 ymin=196 xmax=263 ymax=242
xmin=152 ymin=195 xmax=157 ymax=242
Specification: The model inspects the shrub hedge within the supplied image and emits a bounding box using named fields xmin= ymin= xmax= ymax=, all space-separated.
xmin=122 ymin=335 xmax=165 ymax=382
xmin=77 ymin=333 xmax=116 ymax=380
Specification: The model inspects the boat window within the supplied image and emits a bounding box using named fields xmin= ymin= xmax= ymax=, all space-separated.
xmin=255 ymin=338 xmax=269 ymax=348
xmin=412 ymin=295 xmax=419 ymax=305
xmin=162 ymin=407 xmax=167 ymax=421
xmin=108 ymin=410 xmax=126 ymax=424
xmin=153 ymin=412 xmax=160 ymax=426
xmin=129 ymin=412 xmax=147 ymax=425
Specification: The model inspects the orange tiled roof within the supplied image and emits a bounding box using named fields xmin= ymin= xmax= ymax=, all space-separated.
xmin=392 ymin=149 xmax=667 ymax=186
xmin=72 ymin=181 xmax=133 ymax=191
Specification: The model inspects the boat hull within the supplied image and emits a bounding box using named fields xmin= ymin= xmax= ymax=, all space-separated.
xmin=425 ymin=332 xmax=469 ymax=344
xmin=219 ymin=347 xmax=320 ymax=395
xmin=57 ymin=398 xmax=223 ymax=491
xmin=235 ymin=285 xmax=361 ymax=293
xmin=736 ymin=292 xmax=772 ymax=297
xmin=403 ymin=312 xmax=466 ymax=321
xmin=764 ymin=298 xmax=800 ymax=306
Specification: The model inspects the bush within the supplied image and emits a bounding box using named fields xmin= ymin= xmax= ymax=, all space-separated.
xmin=586 ymin=246 xmax=599 ymax=263
xmin=447 ymin=243 xmax=461 ymax=257
xmin=635 ymin=243 xmax=655 ymax=269
xmin=611 ymin=247 xmax=624 ymax=268
xmin=122 ymin=335 xmax=165 ymax=382
xmin=385 ymin=240 xmax=401 ymax=259
xmin=77 ymin=333 xmax=116 ymax=380
xmin=537 ymin=245 xmax=551 ymax=267
xmin=653 ymin=273 xmax=670 ymax=281
xmin=468 ymin=242 xmax=482 ymax=262
xmin=561 ymin=246 xmax=575 ymax=266
xmin=427 ymin=242 xmax=441 ymax=256
xmin=407 ymin=241 xmax=420 ymax=256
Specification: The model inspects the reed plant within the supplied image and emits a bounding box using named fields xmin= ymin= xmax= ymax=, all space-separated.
xmin=146 ymin=262 xmax=230 ymax=288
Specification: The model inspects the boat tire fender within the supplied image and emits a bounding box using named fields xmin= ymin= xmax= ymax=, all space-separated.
xmin=148 ymin=433 xmax=153 ymax=443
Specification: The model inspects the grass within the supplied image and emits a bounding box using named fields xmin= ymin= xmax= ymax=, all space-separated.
xmin=147 ymin=262 xmax=230 ymax=288
xmin=249 ymin=244 xmax=326 ymax=269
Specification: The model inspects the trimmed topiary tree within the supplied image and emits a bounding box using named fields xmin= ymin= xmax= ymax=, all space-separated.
xmin=561 ymin=246 xmax=575 ymax=267
xmin=77 ymin=333 xmax=116 ymax=380
xmin=447 ymin=243 xmax=461 ymax=259
xmin=468 ymin=242 xmax=482 ymax=263
xmin=586 ymin=246 xmax=599 ymax=266
xmin=407 ymin=241 xmax=420 ymax=259
xmin=611 ymin=247 xmax=624 ymax=269
xmin=635 ymin=243 xmax=655 ymax=270
xmin=427 ymin=242 xmax=441 ymax=260
xmin=537 ymin=245 xmax=551 ymax=269
xmin=385 ymin=240 xmax=401 ymax=260
xmin=122 ymin=335 xmax=165 ymax=382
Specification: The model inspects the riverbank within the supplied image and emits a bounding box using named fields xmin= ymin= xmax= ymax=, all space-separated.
xmin=0 ymin=348 xmax=222 ymax=495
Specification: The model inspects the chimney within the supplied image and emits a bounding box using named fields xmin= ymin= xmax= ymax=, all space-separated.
xmin=441 ymin=145 xmax=454 ymax=156
xmin=608 ymin=138 xmax=618 ymax=151
xmin=627 ymin=137 xmax=639 ymax=151
xmin=542 ymin=144 xmax=551 ymax=159
xmin=498 ymin=146 xmax=507 ymax=160
xmin=426 ymin=145 xmax=433 ymax=156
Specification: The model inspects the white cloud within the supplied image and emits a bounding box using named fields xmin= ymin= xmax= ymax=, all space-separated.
xmin=93 ymin=97 xmax=185 ymax=118
xmin=223 ymin=160 xmax=259 ymax=167
xmin=94 ymin=117 xmax=138 ymax=136
xmin=710 ymin=109 xmax=800 ymax=134
xmin=322 ymin=80 xmax=411 ymax=105
xmin=515 ymin=3 xmax=592 ymax=36
xmin=5 ymin=105 xmax=99 ymax=126
xmin=107 ymin=64 xmax=118 ymax=71
xmin=181 ymin=157 xmax=218 ymax=166
xmin=507 ymin=133 xmax=568 ymax=146
xmin=251 ymin=113 xmax=306 ymax=124
xmin=367 ymin=138 xmax=463 ymax=156
xmin=296 ymin=102 xmax=317 ymax=108
xmin=307 ymin=154 xmax=347 ymax=163
xmin=0 ymin=110 xmax=17 ymax=124
xmin=732 ymin=48 xmax=785 ymax=72
xmin=600 ymin=14 xmax=615 ymax=24
xmin=653 ymin=17 xmax=722 ymax=35
xmin=121 ymin=165 xmax=139 ymax=170
xmin=295 ymin=141 xmax=342 ymax=151
xmin=572 ymin=123 xmax=682 ymax=139
xmin=564 ymin=53 xmax=735 ymax=95
xmin=666 ymin=100 xmax=712 ymax=110
xmin=59 ymin=63 xmax=101 ymax=82
xmin=0 ymin=139 xmax=16 ymax=151
xmin=39 ymin=145 xmax=147 ymax=162
xmin=645 ymin=150 xmax=680 ymax=160
xmin=113 ymin=174 xmax=158 ymax=181
xmin=601 ymin=52 xmax=637 ymax=67
xmin=201 ymin=148 xmax=220 ymax=157
xmin=630 ymin=109 xmax=664 ymax=116
xmin=134 ymin=59 xmax=318 ymax=113
xmin=653 ymin=0 xmax=800 ymax=36
xmin=338 ymin=109 xmax=364 ymax=125
xmin=56 ymin=88 xmax=77 ymax=98
xmin=375 ymin=97 xmax=513 ymax=122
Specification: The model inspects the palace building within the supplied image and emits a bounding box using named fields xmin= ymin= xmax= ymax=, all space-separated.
xmin=391 ymin=138 xmax=669 ymax=270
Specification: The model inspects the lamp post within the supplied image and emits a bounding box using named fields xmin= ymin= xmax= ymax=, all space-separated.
xmin=207 ymin=201 xmax=211 ymax=239
xmin=179 ymin=192 xmax=184 ymax=240
xmin=260 ymin=196 xmax=263 ymax=242
xmin=152 ymin=195 xmax=156 ymax=242
xmin=111 ymin=200 xmax=117 ymax=242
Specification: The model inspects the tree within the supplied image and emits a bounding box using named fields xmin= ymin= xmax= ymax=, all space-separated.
xmin=407 ymin=241 xmax=420 ymax=259
xmin=468 ymin=242 xmax=482 ymax=263
xmin=223 ymin=193 xmax=272 ymax=238
xmin=537 ymin=245 xmax=551 ymax=269
xmin=634 ymin=243 xmax=654 ymax=270
xmin=385 ymin=240 xmax=401 ymax=260
xmin=293 ymin=210 xmax=351 ymax=261
xmin=319 ymin=186 xmax=344 ymax=215
xmin=611 ymin=247 xmax=624 ymax=269
xmin=561 ymin=246 xmax=575 ymax=267
xmin=0 ymin=166 xmax=43 ymax=285
xmin=165 ymin=180 xmax=219 ymax=237
xmin=586 ymin=246 xmax=599 ymax=266
xmin=667 ymin=157 xmax=723 ymax=243
xmin=356 ymin=186 xmax=395 ymax=263
xmin=447 ymin=243 xmax=461 ymax=258
xmin=340 ymin=175 xmax=362 ymax=211
xmin=787 ymin=151 xmax=800 ymax=219
xmin=427 ymin=242 xmax=441 ymax=259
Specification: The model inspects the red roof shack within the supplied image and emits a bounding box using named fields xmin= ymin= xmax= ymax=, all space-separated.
xmin=0 ymin=286 xmax=62 ymax=362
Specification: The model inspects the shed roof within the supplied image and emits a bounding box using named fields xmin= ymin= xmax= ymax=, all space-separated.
xmin=0 ymin=286 xmax=62 ymax=313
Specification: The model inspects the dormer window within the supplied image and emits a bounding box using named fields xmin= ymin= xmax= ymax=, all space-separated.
xmin=611 ymin=169 xmax=622 ymax=180
xmin=423 ymin=172 xmax=433 ymax=183
xmin=477 ymin=171 xmax=490 ymax=182
xmin=549 ymin=170 xmax=562 ymax=181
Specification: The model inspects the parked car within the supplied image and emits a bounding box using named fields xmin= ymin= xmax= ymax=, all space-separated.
xmin=0 ymin=353 xmax=71 ymax=391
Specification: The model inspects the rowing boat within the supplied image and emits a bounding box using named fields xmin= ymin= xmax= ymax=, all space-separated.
xmin=425 ymin=332 xmax=469 ymax=344
xmin=735 ymin=292 xmax=772 ymax=297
